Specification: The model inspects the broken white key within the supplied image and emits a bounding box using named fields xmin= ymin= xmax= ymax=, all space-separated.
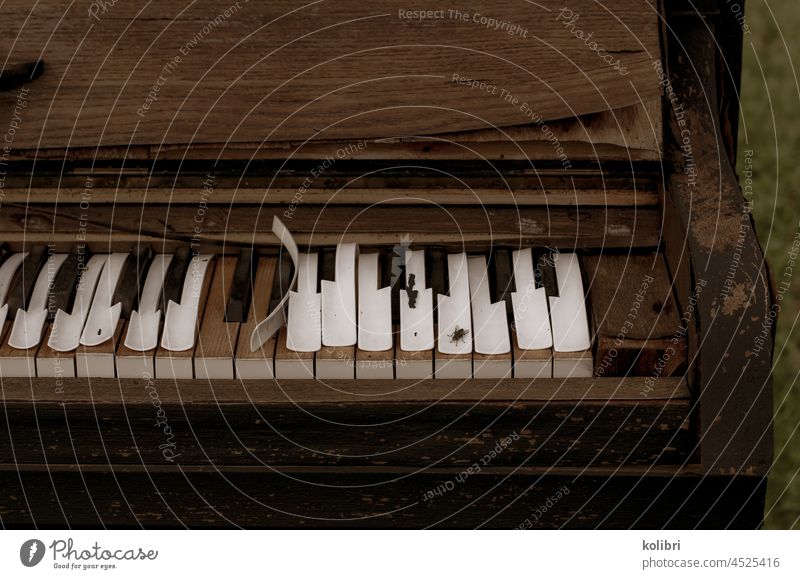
xmin=511 ymin=248 xmax=553 ymax=350
xmin=549 ymin=252 xmax=592 ymax=378
xmin=357 ymin=252 xmax=392 ymax=351
xmin=436 ymin=253 xmax=472 ymax=356
xmin=48 ymin=254 xmax=105 ymax=351
xmin=9 ymin=253 xmax=68 ymax=349
xmin=399 ymin=248 xmax=434 ymax=351
xmin=160 ymin=254 xmax=214 ymax=351
xmin=286 ymin=252 xmax=321 ymax=352
xmin=80 ymin=253 xmax=129 ymax=346
xmin=469 ymin=255 xmax=512 ymax=379
xmin=468 ymin=255 xmax=511 ymax=355
xmin=124 ymin=253 xmax=174 ymax=352
xmin=321 ymin=242 xmax=357 ymax=347
xmin=0 ymin=252 xmax=27 ymax=327
xmin=249 ymin=216 xmax=301 ymax=352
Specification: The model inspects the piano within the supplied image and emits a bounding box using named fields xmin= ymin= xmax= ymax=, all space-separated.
xmin=0 ymin=0 xmax=773 ymax=528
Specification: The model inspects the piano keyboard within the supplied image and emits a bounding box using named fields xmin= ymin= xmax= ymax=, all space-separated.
xmin=0 ymin=244 xmax=593 ymax=380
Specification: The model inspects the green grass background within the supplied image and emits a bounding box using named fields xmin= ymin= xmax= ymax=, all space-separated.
xmin=738 ymin=0 xmax=800 ymax=529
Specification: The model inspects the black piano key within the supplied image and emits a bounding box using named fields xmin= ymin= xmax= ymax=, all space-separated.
xmin=225 ymin=250 xmax=256 ymax=323
xmin=489 ymin=247 xmax=515 ymax=316
xmin=317 ymin=247 xmax=336 ymax=291
xmin=426 ymin=246 xmax=448 ymax=325
xmin=269 ymin=248 xmax=294 ymax=312
xmin=46 ymin=245 xmax=88 ymax=321
xmin=379 ymin=248 xmax=397 ymax=291
xmin=535 ymin=249 xmax=559 ymax=299
xmin=6 ymin=245 xmax=47 ymax=315
xmin=113 ymin=247 xmax=154 ymax=319
xmin=381 ymin=249 xmax=404 ymax=325
xmin=159 ymin=246 xmax=191 ymax=310
xmin=426 ymin=246 xmax=449 ymax=298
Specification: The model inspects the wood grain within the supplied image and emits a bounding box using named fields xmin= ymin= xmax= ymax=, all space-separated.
xmin=583 ymin=252 xmax=686 ymax=377
xmin=194 ymin=256 xmax=240 ymax=378
xmin=664 ymin=19 xmax=773 ymax=476
xmin=0 ymin=0 xmax=661 ymax=149
xmin=2 ymin=170 xmax=661 ymax=207
xmin=0 ymin=469 xmax=765 ymax=528
xmin=0 ymin=204 xmax=662 ymax=249
xmin=0 ymin=376 xmax=691 ymax=468
xmin=234 ymin=257 xmax=278 ymax=377
xmin=0 ymin=376 xmax=686 ymax=404
xmin=4 ymin=100 xmax=663 ymax=162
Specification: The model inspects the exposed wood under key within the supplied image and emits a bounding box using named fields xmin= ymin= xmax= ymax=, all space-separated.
xmin=234 ymin=257 xmax=277 ymax=380
xmin=583 ymin=252 xmax=686 ymax=378
xmin=76 ymin=324 xmax=125 ymax=378
xmin=511 ymin=329 xmax=551 ymax=378
xmin=275 ymin=327 xmax=314 ymax=379
xmin=195 ymin=256 xmax=239 ymax=379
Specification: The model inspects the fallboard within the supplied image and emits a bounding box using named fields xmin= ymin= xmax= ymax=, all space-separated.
xmin=2 ymin=160 xmax=661 ymax=249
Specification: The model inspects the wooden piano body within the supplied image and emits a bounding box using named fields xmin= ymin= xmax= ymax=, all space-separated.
xmin=0 ymin=0 xmax=773 ymax=528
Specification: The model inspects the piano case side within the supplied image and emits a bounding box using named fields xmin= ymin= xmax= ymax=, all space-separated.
xmin=662 ymin=0 xmax=774 ymax=480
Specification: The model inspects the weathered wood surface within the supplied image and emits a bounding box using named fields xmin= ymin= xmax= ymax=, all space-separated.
xmin=664 ymin=11 xmax=773 ymax=476
xmin=0 ymin=376 xmax=686 ymax=404
xmin=1 ymin=169 xmax=660 ymax=206
xmin=195 ymin=256 xmax=241 ymax=366
xmin=4 ymin=101 xmax=663 ymax=162
xmin=0 ymin=203 xmax=661 ymax=248
xmin=0 ymin=467 xmax=765 ymax=529
xmin=0 ymin=0 xmax=661 ymax=150
xmin=0 ymin=377 xmax=690 ymax=467
xmin=583 ymin=252 xmax=686 ymax=377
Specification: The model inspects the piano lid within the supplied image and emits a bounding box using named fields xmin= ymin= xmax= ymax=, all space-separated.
xmin=0 ymin=0 xmax=661 ymax=152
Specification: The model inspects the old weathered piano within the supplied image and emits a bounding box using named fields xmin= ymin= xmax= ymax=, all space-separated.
xmin=0 ymin=0 xmax=773 ymax=528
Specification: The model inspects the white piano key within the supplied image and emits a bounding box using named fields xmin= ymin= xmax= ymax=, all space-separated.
xmin=36 ymin=338 xmax=77 ymax=378
xmin=553 ymin=351 xmax=594 ymax=378
xmin=0 ymin=252 xmax=27 ymax=327
xmin=249 ymin=216 xmax=300 ymax=352
xmin=48 ymin=254 xmax=105 ymax=352
xmin=395 ymin=349 xmax=433 ymax=379
xmin=434 ymin=351 xmax=472 ymax=378
xmin=316 ymin=345 xmax=355 ymax=379
xmin=468 ymin=255 xmax=510 ymax=355
xmin=286 ymin=252 xmax=322 ymax=352
xmin=124 ymin=253 xmax=173 ymax=352
xmin=77 ymin=254 xmax=126 ymax=379
xmin=549 ymin=252 xmax=591 ymax=353
xmin=160 ymin=254 xmax=213 ymax=352
xmin=357 ymin=252 xmax=392 ymax=352
xmin=76 ymin=339 xmax=119 ymax=378
xmin=512 ymin=332 xmax=552 ymax=379
xmin=321 ymin=242 xmax=358 ymax=347
xmin=80 ymin=252 xmax=128 ymax=347
xmin=275 ymin=328 xmax=315 ymax=379
xmin=399 ymin=249 xmax=434 ymax=352
xmin=511 ymin=248 xmax=553 ymax=350
xmin=436 ymin=253 xmax=472 ymax=356
xmin=355 ymin=350 xmax=395 ymax=379
xmin=8 ymin=253 xmax=67 ymax=350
